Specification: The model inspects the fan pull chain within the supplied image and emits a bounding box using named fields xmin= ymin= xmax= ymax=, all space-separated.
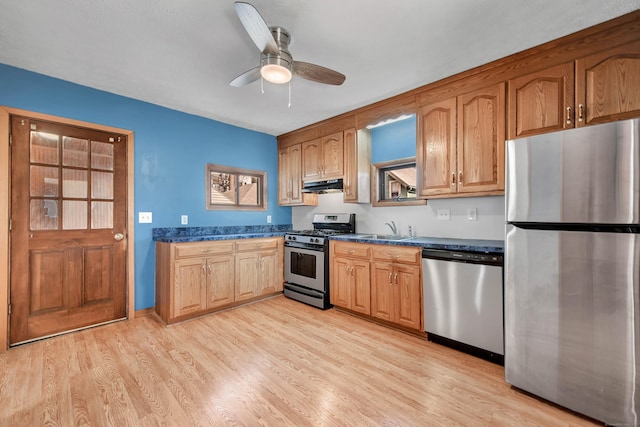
xmin=260 ymin=77 xmax=264 ymax=95
xmin=288 ymin=80 xmax=291 ymax=108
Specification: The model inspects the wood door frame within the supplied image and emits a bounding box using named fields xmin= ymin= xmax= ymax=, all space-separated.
xmin=0 ymin=107 xmax=135 ymax=351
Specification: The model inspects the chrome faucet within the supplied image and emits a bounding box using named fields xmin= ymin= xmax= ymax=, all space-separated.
xmin=385 ymin=221 xmax=398 ymax=235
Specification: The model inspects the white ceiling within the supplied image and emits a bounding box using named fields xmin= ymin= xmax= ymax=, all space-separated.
xmin=0 ymin=1 xmax=638 ymax=136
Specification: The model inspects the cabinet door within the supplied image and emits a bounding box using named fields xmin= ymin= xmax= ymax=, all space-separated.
xmin=350 ymin=260 xmax=371 ymax=315
xmin=258 ymin=250 xmax=281 ymax=295
xmin=302 ymin=138 xmax=322 ymax=181
xmin=330 ymin=257 xmax=351 ymax=308
xmin=342 ymin=128 xmax=358 ymax=202
xmin=576 ymin=40 xmax=640 ymax=127
xmin=235 ymin=252 xmax=259 ymax=301
xmin=508 ymin=62 xmax=575 ymax=139
xmin=277 ymin=147 xmax=291 ymax=205
xmin=417 ymin=97 xmax=457 ymax=197
xmin=206 ymin=255 xmax=235 ymax=309
xmin=288 ymin=144 xmax=304 ymax=204
xmin=370 ymin=262 xmax=394 ymax=322
xmin=320 ymin=132 xmax=344 ymax=179
xmin=174 ymin=258 xmax=207 ymax=317
xmin=457 ymin=82 xmax=505 ymax=194
xmin=393 ymin=264 xmax=422 ymax=330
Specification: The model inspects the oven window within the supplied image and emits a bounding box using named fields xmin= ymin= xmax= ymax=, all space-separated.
xmin=290 ymin=251 xmax=317 ymax=279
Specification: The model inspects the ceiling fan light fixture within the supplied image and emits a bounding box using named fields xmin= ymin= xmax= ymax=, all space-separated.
xmin=261 ymin=63 xmax=292 ymax=84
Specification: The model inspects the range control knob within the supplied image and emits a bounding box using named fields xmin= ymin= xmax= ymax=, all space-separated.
xmin=291 ymin=236 xmax=296 ymax=241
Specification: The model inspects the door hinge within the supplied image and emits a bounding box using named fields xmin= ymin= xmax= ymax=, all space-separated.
xmin=9 ymin=134 xmax=12 ymax=146
xmin=8 ymin=218 xmax=11 ymax=231
xmin=8 ymin=304 xmax=11 ymax=316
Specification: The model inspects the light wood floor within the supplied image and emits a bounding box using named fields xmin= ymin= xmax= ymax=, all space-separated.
xmin=0 ymin=295 xmax=600 ymax=426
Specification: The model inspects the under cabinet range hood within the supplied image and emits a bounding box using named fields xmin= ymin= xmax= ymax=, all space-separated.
xmin=302 ymin=178 xmax=343 ymax=193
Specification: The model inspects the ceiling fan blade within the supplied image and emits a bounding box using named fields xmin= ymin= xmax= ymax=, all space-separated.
xmin=234 ymin=2 xmax=278 ymax=56
xmin=229 ymin=66 xmax=262 ymax=87
xmin=293 ymin=61 xmax=346 ymax=86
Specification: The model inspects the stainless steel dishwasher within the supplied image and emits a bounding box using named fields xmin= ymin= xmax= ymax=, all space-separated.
xmin=422 ymin=248 xmax=504 ymax=364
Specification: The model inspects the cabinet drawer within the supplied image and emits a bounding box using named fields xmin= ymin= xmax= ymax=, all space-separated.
xmin=175 ymin=241 xmax=234 ymax=258
xmin=235 ymin=238 xmax=280 ymax=252
xmin=371 ymin=245 xmax=420 ymax=264
xmin=332 ymin=242 xmax=370 ymax=259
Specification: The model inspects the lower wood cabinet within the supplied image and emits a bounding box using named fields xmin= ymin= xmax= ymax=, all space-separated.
xmin=330 ymin=241 xmax=423 ymax=331
xmin=156 ymin=237 xmax=283 ymax=324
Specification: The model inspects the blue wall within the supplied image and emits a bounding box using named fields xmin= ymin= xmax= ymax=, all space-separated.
xmin=370 ymin=115 xmax=416 ymax=163
xmin=0 ymin=63 xmax=291 ymax=310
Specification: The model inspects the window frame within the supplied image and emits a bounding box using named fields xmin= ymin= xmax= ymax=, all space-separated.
xmin=370 ymin=157 xmax=426 ymax=207
xmin=205 ymin=163 xmax=267 ymax=211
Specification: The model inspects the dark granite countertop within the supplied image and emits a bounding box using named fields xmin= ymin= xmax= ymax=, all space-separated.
xmin=329 ymin=234 xmax=504 ymax=253
xmin=152 ymin=224 xmax=291 ymax=243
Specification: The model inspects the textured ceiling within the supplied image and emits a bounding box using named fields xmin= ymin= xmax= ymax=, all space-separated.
xmin=0 ymin=0 xmax=638 ymax=136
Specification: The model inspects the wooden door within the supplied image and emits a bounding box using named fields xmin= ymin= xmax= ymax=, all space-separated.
xmin=330 ymin=257 xmax=351 ymax=308
xmin=576 ymin=40 xmax=640 ymax=127
xmin=457 ymin=82 xmax=505 ymax=194
xmin=507 ymin=62 xmax=575 ymax=139
xmin=416 ymin=97 xmax=457 ymax=197
xmin=235 ymin=252 xmax=258 ymax=301
xmin=301 ymin=138 xmax=322 ymax=181
xmin=320 ymin=132 xmax=344 ymax=179
xmin=206 ymin=255 xmax=235 ymax=309
xmin=350 ymin=260 xmax=371 ymax=315
xmin=370 ymin=262 xmax=394 ymax=322
xmin=174 ymin=258 xmax=207 ymax=317
xmin=10 ymin=116 xmax=127 ymax=344
xmin=393 ymin=264 xmax=421 ymax=330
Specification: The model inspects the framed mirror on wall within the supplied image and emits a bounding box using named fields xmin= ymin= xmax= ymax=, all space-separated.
xmin=206 ymin=163 xmax=267 ymax=210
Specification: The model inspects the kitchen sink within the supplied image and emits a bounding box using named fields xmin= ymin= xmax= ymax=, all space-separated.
xmin=359 ymin=234 xmax=411 ymax=241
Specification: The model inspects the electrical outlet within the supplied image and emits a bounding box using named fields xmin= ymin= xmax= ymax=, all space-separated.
xmin=138 ymin=212 xmax=152 ymax=223
xmin=467 ymin=208 xmax=477 ymax=221
xmin=436 ymin=209 xmax=450 ymax=221
xmin=181 ymin=215 xmax=188 ymax=225
xmin=267 ymin=215 xmax=272 ymax=223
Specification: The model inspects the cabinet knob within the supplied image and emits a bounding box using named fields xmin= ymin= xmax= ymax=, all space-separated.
xmin=451 ymin=172 xmax=456 ymax=186
xmin=578 ymin=104 xmax=584 ymax=122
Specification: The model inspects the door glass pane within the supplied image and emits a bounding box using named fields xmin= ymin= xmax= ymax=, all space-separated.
xmin=62 ymin=201 xmax=87 ymax=230
xmin=91 ymin=171 xmax=113 ymax=199
xmin=62 ymin=169 xmax=88 ymax=198
xmin=30 ymin=131 xmax=59 ymax=165
xmin=91 ymin=202 xmax=113 ymax=229
xmin=91 ymin=141 xmax=114 ymax=170
xmin=30 ymin=200 xmax=58 ymax=230
xmin=62 ymin=136 xmax=88 ymax=167
xmin=30 ymin=166 xmax=59 ymax=197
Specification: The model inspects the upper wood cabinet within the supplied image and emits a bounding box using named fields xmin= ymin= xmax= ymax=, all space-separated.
xmin=302 ymin=132 xmax=344 ymax=181
xmin=507 ymin=62 xmax=575 ymax=139
xmin=278 ymin=144 xmax=318 ymax=206
xmin=342 ymin=128 xmax=371 ymax=204
xmin=576 ymin=39 xmax=640 ymax=127
xmin=417 ymin=82 xmax=505 ymax=198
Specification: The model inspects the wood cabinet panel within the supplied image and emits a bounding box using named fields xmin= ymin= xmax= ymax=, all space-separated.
xmin=174 ymin=258 xmax=207 ymax=317
xmin=278 ymin=144 xmax=318 ymax=206
xmin=393 ymin=264 xmax=422 ymax=330
xmin=370 ymin=262 xmax=394 ymax=322
xmin=301 ymin=133 xmax=344 ymax=182
xmin=333 ymin=241 xmax=370 ymax=259
xmin=206 ymin=255 xmax=234 ymax=309
xmin=507 ymin=62 xmax=575 ymax=139
xmin=236 ymin=238 xmax=279 ymax=252
xmin=350 ymin=260 xmax=371 ymax=315
xmin=330 ymin=257 xmax=351 ymax=308
xmin=302 ymin=138 xmax=322 ymax=181
xmin=175 ymin=241 xmax=234 ymax=259
xmin=235 ymin=252 xmax=259 ymax=301
xmin=576 ymin=39 xmax=640 ymax=126
xmin=416 ymin=98 xmax=457 ymax=198
xmin=342 ymin=128 xmax=358 ymax=202
xmin=371 ymin=245 xmax=420 ymax=264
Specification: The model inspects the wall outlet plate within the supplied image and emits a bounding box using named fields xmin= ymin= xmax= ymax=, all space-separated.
xmin=181 ymin=215 xmax=188 ymax=225
xmin=467 ymin=208 xmax=477 ymax=221
xmin=267 ymin=215 xmax=272 ymax=223
xmin=436 ymin=209 xmax=450 ymax=221
xmin=138 ymin=212 xmax=152 ymax=223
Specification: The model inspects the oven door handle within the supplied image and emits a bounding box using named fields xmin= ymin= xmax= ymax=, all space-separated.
xmin=284 ymin=242 xmax=324 ymax=251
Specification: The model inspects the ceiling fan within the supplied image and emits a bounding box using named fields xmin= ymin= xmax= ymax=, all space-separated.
xmin=229 ymin=1 xmax=346 ymax=88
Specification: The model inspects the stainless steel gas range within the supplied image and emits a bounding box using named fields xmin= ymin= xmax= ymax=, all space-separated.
xmin=283 ymin=213 xmax=355 ymax=309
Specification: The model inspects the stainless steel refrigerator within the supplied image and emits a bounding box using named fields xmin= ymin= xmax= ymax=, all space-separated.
xmin=505 ymin=118 xmax=640 ymax=426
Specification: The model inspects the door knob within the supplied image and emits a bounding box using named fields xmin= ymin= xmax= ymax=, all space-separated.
xmin=114 ymin=233 xmax=125 ymax=241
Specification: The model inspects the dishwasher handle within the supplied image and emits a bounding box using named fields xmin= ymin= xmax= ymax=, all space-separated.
xmin=422 ymin=248 xmax=503 ymax=266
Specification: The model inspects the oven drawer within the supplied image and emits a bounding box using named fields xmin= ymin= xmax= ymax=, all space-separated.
xmin=175 ymin=241 xmax=234 ymax=258
xmin=331 ymin=241 xmax=370 ymax=259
